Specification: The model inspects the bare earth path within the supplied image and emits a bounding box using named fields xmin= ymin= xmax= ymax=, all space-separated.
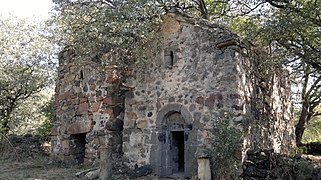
xmin=0 ymin=156 xmax=89 ymax=180
xmin=2 ymin=154 xmax=320 ymax=180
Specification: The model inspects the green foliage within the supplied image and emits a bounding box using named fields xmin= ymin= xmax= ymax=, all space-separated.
xmin=37 ymin=97 xmax=54 ymax=136
xmin=293 ymin=159 xmax=314 ymax=180
xmin=302 ymin=115 xmax=321 ymax=143
xmin=297 ymin=146 xmax=308 ymax=154
xmin=213 ymin=125 xmax=242 ymax=178
xmin=0 ymin=16 xmax=57 ymax=135
xmin=51 ymin=0 xmax=163 ymax=62
xmin=208 ymin=111 xmax=242 ymax=179
xmin=213 ymin=124 xmax=242 ymax=160
xmin=50 ymin=0 xmax=235 ymax=66
xmin=8 ymin=92 xmax=49 ymax=134
xmin=204 ymin=0 xmax=230 ymax=20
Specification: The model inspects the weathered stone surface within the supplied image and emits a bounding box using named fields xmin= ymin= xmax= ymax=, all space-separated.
xmin=91 ymin=102 xmax=101 ymax=112
xmin=51 ymin=127 xmax=58 ymax=136
xmin=197 ymin=158 xmax=211 ymax=180
xmin=67 ymin=121 xmax=91 ymax=134
xmin=126 ymin=112 xmax=137 ymax=120
xmin=196 ymin=96 xmax=204 ymax=105
xmin=53 ymin=49 xmax=124 ymax=164
xmin=61 ymin=140 xmax=70 ymax=155
xmin=128 ymin=165 xmax=152 ymax=178
xmin=137 ymin=119 xmax=148 ymax=129
xmin=78 ymin=103 xmax=89 ymax=113
xmin=162 ymin=13 xmax=181 ymax=37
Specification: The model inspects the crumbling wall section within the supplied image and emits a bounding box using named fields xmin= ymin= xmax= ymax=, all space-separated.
xmin=238 ymin=47 xmax=295 ymax=155
xmin=51 ymin=49 xmax=124 ymax=164
xmin=242 ymin=149 xmax=321 ymax=179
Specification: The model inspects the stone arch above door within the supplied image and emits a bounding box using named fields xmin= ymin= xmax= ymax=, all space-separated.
xmin=152 ymin=103 xmax=196 ymax=177
xmin=156 ymin=104 xmax=193 ymax=129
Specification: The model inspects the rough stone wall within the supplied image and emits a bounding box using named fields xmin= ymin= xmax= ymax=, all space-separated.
xmin=51 ymin=49 xmax=123 ymax=164
xmin=122 ymin=13 xmax=295 ymax=178
xmin=239 ymin=47 xmax=295 ymax=155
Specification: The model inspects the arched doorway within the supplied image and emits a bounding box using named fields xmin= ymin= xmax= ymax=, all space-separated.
xmin=163 ymin=112 xmax=186 ymax=175
xmin=152 ymin=104 xmax=196 ymax=178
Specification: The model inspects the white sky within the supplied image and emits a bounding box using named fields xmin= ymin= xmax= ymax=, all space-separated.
xmin=0 ymin=0 xmax=54 ymax=19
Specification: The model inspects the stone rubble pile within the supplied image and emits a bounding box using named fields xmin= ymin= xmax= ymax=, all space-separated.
xmin=242 ymin=149 xmax=321 ymax=180
xmin=0 ymin=134 xmax=48 ymax=159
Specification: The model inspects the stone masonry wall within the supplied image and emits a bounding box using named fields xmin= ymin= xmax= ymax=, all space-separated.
xmin=52 ymin=49 xmax=124 ymax=164
xmin=122 ymin=13 xmax=295 ymax=178
xmin=239 ymin=47 xmax=295 ymax=155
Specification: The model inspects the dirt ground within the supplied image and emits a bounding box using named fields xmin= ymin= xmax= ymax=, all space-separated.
xmin=1 ymin=152 xmax=321 ymax=180
xmin=0 ymin=155 xmax=92 ymax=180
xmin=0 ymin=155 xmax=157 ymax=180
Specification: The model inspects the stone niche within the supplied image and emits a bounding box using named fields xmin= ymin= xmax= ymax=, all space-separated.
xmin=122 ymin=13 xmax=295 ymax=178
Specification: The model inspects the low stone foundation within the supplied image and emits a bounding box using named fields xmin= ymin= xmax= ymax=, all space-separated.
xmin=242 ymin=149 xmax=321 ymax=179
xmin=0 ymin=134 xmax=48 ymax=159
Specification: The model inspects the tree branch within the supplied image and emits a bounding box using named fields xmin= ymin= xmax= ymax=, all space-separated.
xmin=266 ymin=0 xmax=289 ymax=9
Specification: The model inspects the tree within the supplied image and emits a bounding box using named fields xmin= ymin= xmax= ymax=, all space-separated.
xmin=301 ymin=107 xmax=321 ymax=143
xmin=50 ymin=0 xmax=170 ymax=85
xmin=0 ymin=16 xmax=57 ymax=135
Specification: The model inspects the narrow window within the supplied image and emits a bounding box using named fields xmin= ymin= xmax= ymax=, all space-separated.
xmin=170 ymin=51 xmax=174 ymax=67
xmin=80 ymin=70 xmax=84 ymax=80
xmin=164 ymin=49 xmax=175 ymax=69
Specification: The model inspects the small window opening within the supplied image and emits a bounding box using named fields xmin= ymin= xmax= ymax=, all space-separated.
xmin=80 ymin=70 xmax=84 ymax=80
xmin=172 ymin=131 xmax=185 ymax=173
xmin=164 ymin=49 xmax=175 ymax=69
xmin=169 ymin=51 xmax=174 ymax=67
xmin=70 ymin=133 xmax=86 ymax=164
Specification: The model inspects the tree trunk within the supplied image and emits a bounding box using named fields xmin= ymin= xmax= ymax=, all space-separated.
xmin=295 ymin=102 xmax=313 ymax=145
xmin=1 ymin=101 xmax=16 ymax=135
xmin=1 ymin=108 xmax=13 ymax=135
xmin=1 ymin=118 xmax=10 ymax=135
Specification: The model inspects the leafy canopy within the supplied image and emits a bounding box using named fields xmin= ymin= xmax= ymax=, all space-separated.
xmin=0 ymin=16 xmax=57 ymax=135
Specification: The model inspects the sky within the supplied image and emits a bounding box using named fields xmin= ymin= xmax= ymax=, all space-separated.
xmin=0 ymin=0 xmax=54 ymax=19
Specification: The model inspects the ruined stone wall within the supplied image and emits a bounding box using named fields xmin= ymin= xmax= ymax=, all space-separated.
xmin=242 ymin=149 xmax=321 ymax=179
xmin=51 ymin=49 xmax=123 ymax=164
xmin=122 ymin=13 xmax=295 ymax=178
xmin=239 ymin=47 xmax=295 ymax=155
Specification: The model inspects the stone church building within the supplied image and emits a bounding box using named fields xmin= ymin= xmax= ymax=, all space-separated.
xmin=51 ymin=13 xmax=295 ymax=178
